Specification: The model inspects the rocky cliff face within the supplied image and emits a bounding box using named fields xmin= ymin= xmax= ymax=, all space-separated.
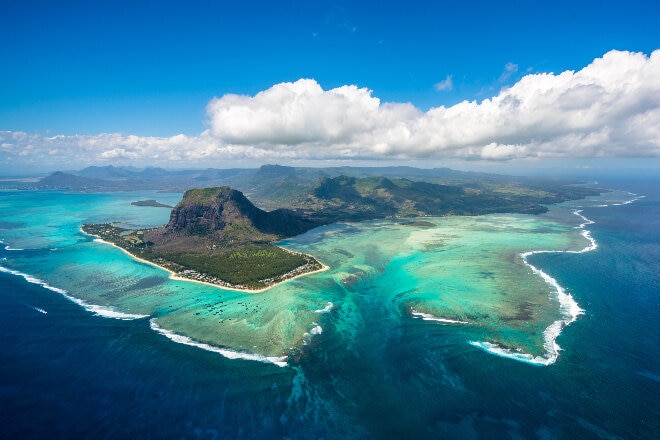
xmin=165 ymin=187 xmax=318 ymax=239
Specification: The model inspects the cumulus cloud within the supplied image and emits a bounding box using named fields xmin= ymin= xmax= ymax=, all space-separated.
xmin=434 ymin=75 xmax=453 ymax=91
xmin=206 ymin=79 xmax=419 ymax=146
xmin=205 ymin=49 xmax=660 ymax=161
xmin=2 ymin=49 xmax=659 ymax=171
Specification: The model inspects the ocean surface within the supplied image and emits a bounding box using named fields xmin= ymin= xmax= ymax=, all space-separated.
xmin=0 ymin=179 xmax=658 ymax=439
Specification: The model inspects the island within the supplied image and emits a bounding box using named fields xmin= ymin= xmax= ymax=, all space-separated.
xmin=130 ymin=199 xmax=174 ymax=208
xmin=81 ymin=173 xmax=603 ymax=292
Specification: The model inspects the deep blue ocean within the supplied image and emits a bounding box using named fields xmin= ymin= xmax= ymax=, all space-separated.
xmin=1 ymin=177 xmax=658 ymax=439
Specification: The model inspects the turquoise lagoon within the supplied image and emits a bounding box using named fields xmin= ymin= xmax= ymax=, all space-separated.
xmin=0 ymin=188 xmax=638 ymax=366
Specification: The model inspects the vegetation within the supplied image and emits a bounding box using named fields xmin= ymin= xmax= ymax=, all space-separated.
xmin=11 ymin=164 xmax=603 ymax=209
xmin=78 ymin=169 xmax=604 ymax=291
xmin=166 ymin=245 xmax=319 ymax=288
xmin=307 ymin=175 xmax=548 ymax=222
xmin=130 ymin=199 xmax=173 ymax=208
xmin=178 ymin=187 xmax=231 ymax=205
xmin=81 ymin=223 xmax=322 ymax=290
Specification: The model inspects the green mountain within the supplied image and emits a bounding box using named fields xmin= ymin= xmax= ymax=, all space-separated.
xmin=83 ymin=186 xmax=324 ymax=290
xmin=80 ymin=169 xmax=604 ymax=290
xmin=156 ymin=186 xmax=319 ymax=245
xmin=307 ymin=175 xmax=547 ymax=222
xmin=20 ymin=164 xmax=602 ymax=210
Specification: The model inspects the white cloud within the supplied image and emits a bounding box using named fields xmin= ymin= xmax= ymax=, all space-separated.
xmin=1 ymin=49 xmax=659 ymax=172
xmin=0 ymin=130 xmax=317 ymax=171
xmin=206 ymin=79 xmax=411 ymax=145
xmin=499 ymin=62 xmax=519 ymax=82
xmin=204 ymin=49 xmax=660 ymax=161
xmin=434 ymin=75 xmax=453 ymax=91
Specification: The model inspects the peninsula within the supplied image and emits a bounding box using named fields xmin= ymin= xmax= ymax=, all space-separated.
xmin=81 ymin=171 xmax=603 ymax=291
xmin=83 ymin=187 xmax=324 ymax=291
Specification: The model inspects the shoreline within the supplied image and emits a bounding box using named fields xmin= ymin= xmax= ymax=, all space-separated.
xmin=470 ymin=192 xmax=644 ymax=365
xmin=469 ymin=209 xmax=593 ymax=366
xmin=81 ymin=228 xmax=329 ymax=293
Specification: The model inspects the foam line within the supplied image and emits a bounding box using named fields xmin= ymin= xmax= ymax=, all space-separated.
xmin=472 ymin=192 xmax=642 ymax=365
xmin=612 ymin=195 xmax=645 ymax=206
xmin=314 ymin=302 xmax=334 ymax=313
xmin=469 ymin=341 xmax=556 ymax=366
xmin=149 ymin=319 xmax=288 ymax=367
xmin=0 ymin=265 xmax=148 ymax=320
xmin=471 ymin=208 xmax=597 ymax=365
xmin=410 ymin=308 xmax=468 ymax=324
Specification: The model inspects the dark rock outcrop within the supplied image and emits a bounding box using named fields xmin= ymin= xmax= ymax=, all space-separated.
xmin=165 ymin=186 xmax=318 ymax=239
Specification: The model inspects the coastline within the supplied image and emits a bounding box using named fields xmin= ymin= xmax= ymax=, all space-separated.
xmin=8 ymin=186 xmax=643 ymax=372
xmin=469 ymin=209 xmax=593 ymax=365
xmin=470 ymin=192 xmax=643 ymax=365
xmin=81 ymin=228 xmax=329 ymax=293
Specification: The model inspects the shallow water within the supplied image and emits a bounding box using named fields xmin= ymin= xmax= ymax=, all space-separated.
xmin=1 ymin=183 xmax=658 ymax=438
xmin=1 ymin=189 xmax=596 ymax=362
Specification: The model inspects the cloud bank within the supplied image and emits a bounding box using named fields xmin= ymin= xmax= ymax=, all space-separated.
xmin=2 ymin=49 xmax=659 ymax=171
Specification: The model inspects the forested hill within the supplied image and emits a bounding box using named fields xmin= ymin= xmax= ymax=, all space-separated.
xmin=152 ymin=179 xmax=550 ymax=247
xmin=308 ymin=176 xmax=548 ymax=222
xmin=81 ymin=178 xmax=600 ymax=290
xmin=9 ymin=164 xmax=604 ymax=215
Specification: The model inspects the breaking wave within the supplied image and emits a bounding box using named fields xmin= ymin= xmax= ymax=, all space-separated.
xmin=410 ymin=308 xmax=468 ymax=324
xmin=470 ymin=208 xmax=597 ymax=365
xmin=149 ymin=319 xmax=288 ymax=367
xmin=314 ymin=302 xmax=334 ymax=313
xmin=471 ymin=191 xmax=644 ymax=365
xmin=0 ymin=265 xmax=149 ymax=320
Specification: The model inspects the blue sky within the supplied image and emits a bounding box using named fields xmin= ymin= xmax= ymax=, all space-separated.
xmin=1 ymin=0 xmax=659 ymax=172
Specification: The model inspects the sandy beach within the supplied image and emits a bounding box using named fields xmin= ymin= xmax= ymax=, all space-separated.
xmin=81 ymin=228 xmax=328 ymax=293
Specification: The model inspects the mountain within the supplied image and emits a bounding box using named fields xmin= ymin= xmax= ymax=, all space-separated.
xmin=81 ymin=178 xmax=601 ymax=290
xmin=36 ymin=171 xmax=110 ymax=189
xmin=152 ymin=179 xmax=547 ymax=246
xmin=161 ymin=186 xmax=319 ymax=242
xmin=308 ymin=175 xmax=548 ymax=222
xmin=20 ymin=165 xmax=604 ymax=220
xmin=76 ymin=165 xmax=139 ymax=180
xmin=83 ymin=186 xmax=324 ymax=290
